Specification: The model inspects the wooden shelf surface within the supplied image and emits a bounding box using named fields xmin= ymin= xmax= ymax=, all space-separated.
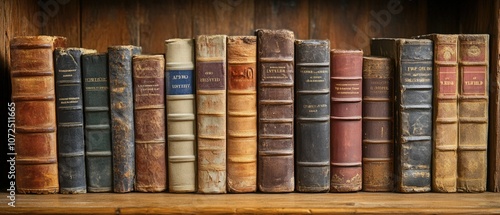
xmin=1 ymin=192 xmax=500 ymax=214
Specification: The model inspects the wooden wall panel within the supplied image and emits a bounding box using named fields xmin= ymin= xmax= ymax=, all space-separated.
xmin=255 ymin=0 xmax=309 ymax=39
xmin=459 ymin=0 xmax=493 ymax=33
xmin=40 ymin=0 xmax=81 ymax=47
xmin=140 ymin=0 xmax=193 ymax=54
xmin=427 ymin=1 xmax=460 ymax=34
xmin=81 ymin=0 xmax=140 ymax=52
xmin=192 ymin=0 xmax=254 ymax=36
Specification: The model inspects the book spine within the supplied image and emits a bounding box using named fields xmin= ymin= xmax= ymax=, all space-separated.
xmin=227 ymin=36 xmax=257 ymax=193
xmin=133 ymin=55 xmax=166 ymax=192
xmin=82 ymin=53 xmax=113 ymax=193
xmin=256 ymin=29 xmax=295 ymax=193
xmin=458 ymin=34 xmax=489 ymax=192
xmin=430 ymin=34 xmax=459 ymax=192
xmin=294 ymin=40 xmax=330 ymax=192
xmin=165 ymin=39 xmax=197 ymax=193
xmin=108 ymin=45 xmax=142 ymax=193
xmin=55 ymin=48 xmax=96 ymax=194
xmin=330 ymin=49 xmax=363 ymax=192
xmin=362 ymin=56 xmax=394 ymax=192
xmin=196 ymin=35 xmax=227 ymax=193
xmin=9 ymin=36 xmax=66 ymax=194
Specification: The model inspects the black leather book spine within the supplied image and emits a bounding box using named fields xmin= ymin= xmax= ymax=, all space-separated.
xmin=108 ymin=45 xmax=142 ymax=193
xmin=294 ymin=40 xmax=330 ymax=192
xmin=55 ymin=48 xmax=96 ymax=194
xmin=82 ymin=53 xmax=113 ymax=192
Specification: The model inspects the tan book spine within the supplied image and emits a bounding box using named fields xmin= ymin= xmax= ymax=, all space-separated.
xmin=227 ymin=36 xmax=257 ymax=193
xmin=458 ymin=34 xmax=489 ymax=192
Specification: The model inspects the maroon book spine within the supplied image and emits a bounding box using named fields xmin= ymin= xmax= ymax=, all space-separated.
xmin=330 ymin=49 xmax=363 ymax=192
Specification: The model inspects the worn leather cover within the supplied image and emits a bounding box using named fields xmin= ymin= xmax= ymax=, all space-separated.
xmin=133 ymin=55 xmax=166 ymax=192
xmin=457 ymin=34 xmax=489 ymax=192
xmin=256 ymin=29 xmax=295 ymax=193
xmin=55 ymin=48 xmax=96 ymax=194
xmin=227 ymin=36 xmax=257 ymax=193
xmin=362 ymin=56 xmax=394 ymax=192
xmin=108 ymin=45 xmax=142 ymax=193
xmin=330 ymin=49 xmax=363 ymax=192
xmin=371 ymin=38 xmax=433 ymax=193
xmin=165 ymin=39 xmax=196 ymax=192
xmin=294 ymin=40 xmax=330 ymax=192
xmin=10 ymin=36 xmax=66 ymax=194
xmin=195 ymin=35 xmax=227 ymax=193
xmin=82 ymin=53 xmax=113 ymax=192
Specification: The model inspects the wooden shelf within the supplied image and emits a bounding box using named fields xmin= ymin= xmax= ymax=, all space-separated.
xmin=2 ymin=192 xmax=500 ymax=214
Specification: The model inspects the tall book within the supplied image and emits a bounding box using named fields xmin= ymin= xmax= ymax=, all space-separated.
xmin=133 ymin=55 xmax=166 ymax=192
xmin=362 ymin=56 xmax=394 ymax=192
xmin=371 ymin=38 xmax=433 ymax=192
xmin=9 ymin=36 xmax=66 ymax=194
xmin=256 ymin=29 xmax=295 ymax=193
xmin=82 ymin=53 xmax=113 ymax=192
xmin=294 ymin=40 xmax=330 ymax=192
xmin=54 ymin=48 xmax=96 ymax=194
xmin=330 ymin=49 xmax=363 ymax=192
xmin=165 ymin=39 xmax=196 ymax=192
xmin=227 ymin=36 xmax=257 ymax=193
xmin=108 ymin=45 xmax=142 ymax=193
xmin=195 ymin=35 xmax=227 ymax=193
xmin=416 ymin=34 xmax=459 ymax=192
xmin=457 ymin=34 xmax=489 ymax=192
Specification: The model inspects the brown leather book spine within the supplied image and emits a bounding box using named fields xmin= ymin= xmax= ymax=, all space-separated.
xmin=9 ymin=36 xmax=66 ymax=194
xmin=227 ymin=36 xmax=257 ymax=193
xmin=330 ymin=49 xmax=363 ymax=192
xmin=196 ymin=35 xmax=227 ymax=193
xmin=256 ymin=29 xmax=295 ymax=193
xmin=362 ymin=56 xmax=394 ymax=192
xmin=458 ymin=34 xmax=489 ymax=192
xmin=133 ymin=55 xmax=166 ymax=192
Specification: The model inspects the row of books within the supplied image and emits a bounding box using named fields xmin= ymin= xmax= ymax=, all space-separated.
xmin=9 ymin=30 xmax=498 ymax=194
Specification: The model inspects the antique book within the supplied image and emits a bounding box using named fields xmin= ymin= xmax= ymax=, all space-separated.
xmin=256 ymin=29 xmax=295 ymax=193
xmin=416 ymin=34 xmax=459 ymax=192
xmin=9 ymin=36 xmax=66 ymax=194
xmin=294 ymin=40 xmax=330 ymax=192
xmin=165 ymin=38 xmax=196 ymax=192
xmin=108 ymin=45 xmax=142 ymax=193
xmin=362 ymin=56 xmax=394 ymax=192
xmin=195 ymin=35 xmax=227 ymax=193
xmin=227 ymin=36 xmax=257 ymax=193
xmin=457 ymin=34 xmax=489 ymax=192
xmin=82 ymin=53 xmax=113 ymax=192
xmin=330 ymin=49 xmax=363 ymax=192
xmin=371 ymin=38 xmax=433 ymax=192
xmin=133 ymin=55 xmax=166 ymax=192
xmin=54 ymin=48 xmax=96 ymax=194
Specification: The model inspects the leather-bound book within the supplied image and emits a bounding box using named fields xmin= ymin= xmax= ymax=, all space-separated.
xmin=457 ymin=34 xmax=489 ymax=192
xmin=362 ymin=56 xmax=394 ymax=192
xmin=330 ymin=49 xmax=363 ymax=192
xmin=227 ymin=36 xmax=257 ymax=193
xmin=82 ymin=53 xmax=113 ymax=192
xmin=294 ymin=40 xmax=330 ymax=192
xmin=371 ymin=38 xmax=433 ymax=193
xmin=165 ymin=39 xmax=196 ymax=193
xmin=195 ymin=35 xmax=227 ymax=193
xmin=416 ymin=34 xmax=459 ymax=192
xmin=133 ymin=55 xmax=166 ymax=192
xmin=54 ymin=48 xmax=96 ymax=194
xmin=108 ymin=45 xmax=142 ymax=193
xmin=10 ymin=36 xmax=66 ymax=194
xmin=256 ymin=29 xmax=295 ymax=193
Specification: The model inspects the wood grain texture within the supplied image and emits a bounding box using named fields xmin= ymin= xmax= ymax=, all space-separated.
xmin=140 ymin=0 xmax=193 ymax=53
xmin=459 ymin=0 xmax=493 ymax=34
xmin=40 ymin=0 xmax=81 ymax=47
xmin=427 ymin=1 xmax=460 ymax=34
xmin=255 ymin=0 xmax=308 ymax=39
xmin=1 ymin=193 xmax=500 ymax=214
xmin=81 ymin=0 xmax=140 ymax=52
xmin=193 ymin=0 xmax=254 ymax=36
